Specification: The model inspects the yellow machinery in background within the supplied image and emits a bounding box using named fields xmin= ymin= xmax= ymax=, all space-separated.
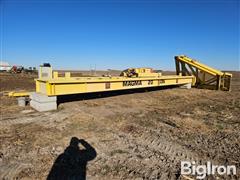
xmin=120 ymin=68 xmax=162 ymax=77
xmin=175 ymin=55 xmax=232 ymax=91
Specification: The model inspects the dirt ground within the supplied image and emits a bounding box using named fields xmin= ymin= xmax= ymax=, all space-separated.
xmin=0 ymin=72 xmax=239 ymax=179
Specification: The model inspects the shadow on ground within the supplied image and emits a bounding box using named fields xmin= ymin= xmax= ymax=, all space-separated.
xmin=57 ymin=85 xmax=178 ymax=105
xmin=47 ymin=137 xmax=97 ymax=180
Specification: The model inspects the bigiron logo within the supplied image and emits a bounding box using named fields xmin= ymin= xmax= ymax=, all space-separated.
xmin=123 ymin=80 xmax=142 ymax=86
xmin=181 ymin=161 xmax=237 ymax=179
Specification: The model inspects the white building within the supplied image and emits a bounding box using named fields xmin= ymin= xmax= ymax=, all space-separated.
xmin=0 ymin=61 xmax=12 ymax=71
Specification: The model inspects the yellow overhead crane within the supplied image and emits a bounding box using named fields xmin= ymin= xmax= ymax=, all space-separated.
xmin=35 ymin=66 xmax=193 ymax=96
xmin=8 ymin=55 xmax=232 ymax=111
xmin=8 ymin=55 xmax=232 ymax=98
xmin=175 ymin=55 xmax=232 ymax=91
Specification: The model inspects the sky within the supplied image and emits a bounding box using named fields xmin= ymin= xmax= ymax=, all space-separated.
xmin=0 ymin=0 xmax=239 ymax=70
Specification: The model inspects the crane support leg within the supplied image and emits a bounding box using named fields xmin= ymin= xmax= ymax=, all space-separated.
xmin=175 ymin=55 xmax=232 ymax=91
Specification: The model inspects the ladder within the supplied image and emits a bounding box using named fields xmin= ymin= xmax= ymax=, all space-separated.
xmin=175 ymin=55 xmax=232 ymax=91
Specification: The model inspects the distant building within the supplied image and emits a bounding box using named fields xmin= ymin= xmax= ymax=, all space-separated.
xmin=0 ymin=61 xmax=12 ymax=71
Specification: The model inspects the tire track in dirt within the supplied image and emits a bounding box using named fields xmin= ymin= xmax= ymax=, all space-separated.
xmin=89 ymin=120 xmax=238 ymax=179
xmin=0 ymin=111 xmax=69 ymax=126
xmin=0 ymin=163 xmax=32 ymax=179
xmin=89 ymin=127 xmax=196 ymax=179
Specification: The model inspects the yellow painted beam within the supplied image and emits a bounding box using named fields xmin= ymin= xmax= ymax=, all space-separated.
xmin=36 ymin=75 xmax=194 ymax=96
xmin=175 ymin=55 xmax=232 ymax=77
xmin=8 ymin=91 xmax=31 ymax=97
